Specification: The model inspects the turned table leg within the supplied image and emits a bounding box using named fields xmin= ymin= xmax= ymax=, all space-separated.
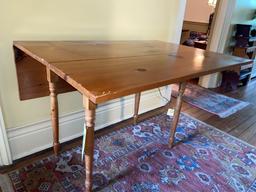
xmin=169 ymin=82 xmax=186 ymax=147
xmin=83 ymin=96 xmax=96 ymax=192
xmin=133 ymin=92 xmax=141 ymax=125
xmin=47 ymin=69 xmax=60 ymax=155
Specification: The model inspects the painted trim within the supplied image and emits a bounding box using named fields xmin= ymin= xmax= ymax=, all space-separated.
xmin=7 ymin=88 xmax=170 ymax=160
xmin=0 ymin=102 xmax=12 ymax=166
xmin=208 ymin=0 xmax=236 ymax=53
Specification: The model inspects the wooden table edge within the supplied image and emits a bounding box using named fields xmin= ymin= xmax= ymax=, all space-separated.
xmin=13 ymin=41 xmax=254 ymax=104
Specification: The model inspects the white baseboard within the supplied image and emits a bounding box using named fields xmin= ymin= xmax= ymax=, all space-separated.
xmin=7 ymin=88 xmax=171 ymax=160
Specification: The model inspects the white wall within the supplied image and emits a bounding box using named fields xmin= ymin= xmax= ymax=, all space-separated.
xmin=184 ymin=0 xmax=215 ymax=23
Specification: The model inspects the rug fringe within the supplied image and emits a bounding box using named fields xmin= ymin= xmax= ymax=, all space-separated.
xmin=218 ymin=101 xmax=250 ymax=118
xmin=171 ymin=83 xmax=250 ymax=118
xmin=0 ymin=175 xmax=14 ymax=192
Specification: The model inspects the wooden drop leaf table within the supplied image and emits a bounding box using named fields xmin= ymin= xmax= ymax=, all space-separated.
xmin=13 ymin=41 xmax=252 ymax=192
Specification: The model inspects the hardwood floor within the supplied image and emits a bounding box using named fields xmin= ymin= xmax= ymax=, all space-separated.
xmin=172 ymin=79 xmax=256 ymax=147
xmin=0 ymin=80 xmax=256 ymax=174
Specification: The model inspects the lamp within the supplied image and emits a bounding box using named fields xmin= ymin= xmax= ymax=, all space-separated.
xmin=208 ymin=0 xmax=217 ymax=7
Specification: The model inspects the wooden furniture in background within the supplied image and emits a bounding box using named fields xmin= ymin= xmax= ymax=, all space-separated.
xmin=182 ymin=21 xmax=209 ymax=34
xmin=232 ymin=24 xmax=256 ymax=86
xmin=233 ymin=44 xmax=256 ymax=85
xmin=194 ymin=40 xmax=207 ymax=50
xmin=13 ymin=41 xmax=252 ymax=192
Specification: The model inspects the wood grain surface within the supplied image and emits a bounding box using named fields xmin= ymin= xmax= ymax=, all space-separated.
xmin=14 ymin=48 xmax=75 ymax=100
xmin=14 ymin=41 xmax=252 ymax=104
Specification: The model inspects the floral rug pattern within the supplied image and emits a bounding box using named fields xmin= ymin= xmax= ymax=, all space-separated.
xmin=8 ymin=113 xmax=256 ymax=192
xmin=172 ymin=83 xmax=250 ymax=118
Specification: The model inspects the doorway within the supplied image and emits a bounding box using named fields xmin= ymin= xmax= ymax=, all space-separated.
xmin=180 ymin=0 xmax=217 ymax=47
xmin=180 ymin=0 xmax=218 ymax=84
xmin=178 ymin=0 xmax=237 ymax=88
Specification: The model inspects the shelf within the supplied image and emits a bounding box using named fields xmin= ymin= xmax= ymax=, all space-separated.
xmin=231 ymin=24 xmax=256 ymax=86
xmin=241 ymin=63 xmax=253 ymax=70
xmin=233 ymin=46 xmax=256 ymax=51
xmin=246 ymin=46 xmax=256 ymax=52
xmin=234 ymin=36 xmax=256 ymax=42
xmin=251 ymin=73 xmax=256 ymax=79
xmin=239 ymin=71 xmax=251 ymax=80
xmin=249 ymin=37 xmax=256 ymax=42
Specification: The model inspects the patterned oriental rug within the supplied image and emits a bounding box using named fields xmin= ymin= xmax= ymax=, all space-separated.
xmin=172 ymin=83 xmax=250 ymax=118
xmin=5 ymin=113 xmax=256 ymax=192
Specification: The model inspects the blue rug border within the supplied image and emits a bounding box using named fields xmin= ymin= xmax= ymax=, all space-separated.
xmin=183 ymin=112 xmax=256 ymax=150
xmin=247 ymin=179 xmax=256 ymax=192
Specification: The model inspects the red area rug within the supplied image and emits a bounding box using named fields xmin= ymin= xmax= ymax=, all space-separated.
xmin=172 ymin=83 xmax=250 ymax=118
xmin=6 ymin=113 xmax=256 ymax=192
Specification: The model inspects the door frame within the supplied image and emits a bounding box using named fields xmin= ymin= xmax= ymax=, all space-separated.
xmin=0 ymin=100 xmax=12 ymax=166
xmin=169 ymin=0 xmax=187 ymax=44
xmin=176 ymin=0 xmax=237 ymax=88
xmin=175 ymin=0 xmax=236 ymax=51
xmin=207 ymin=0 xmax=236 ymax=53
xmin=199 ymin=0 xmax=237 ymax=87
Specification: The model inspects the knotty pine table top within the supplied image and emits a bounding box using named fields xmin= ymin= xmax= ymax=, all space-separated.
xmin=14 ymin=41 xmax=252 ymax=104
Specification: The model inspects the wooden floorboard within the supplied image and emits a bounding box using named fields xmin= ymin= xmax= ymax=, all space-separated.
xmin=1 ymin=80 xmax=256 ymax=174
xmin=172 ymin=80 xmax=256 ymax=147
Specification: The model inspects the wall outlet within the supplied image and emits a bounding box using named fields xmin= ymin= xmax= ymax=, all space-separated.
xmin=167 ymin=108 xmax=175 ymax=116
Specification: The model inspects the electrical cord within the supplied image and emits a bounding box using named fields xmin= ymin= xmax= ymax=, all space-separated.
xmin=157 ymin=88 xmax=170 ymax=105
